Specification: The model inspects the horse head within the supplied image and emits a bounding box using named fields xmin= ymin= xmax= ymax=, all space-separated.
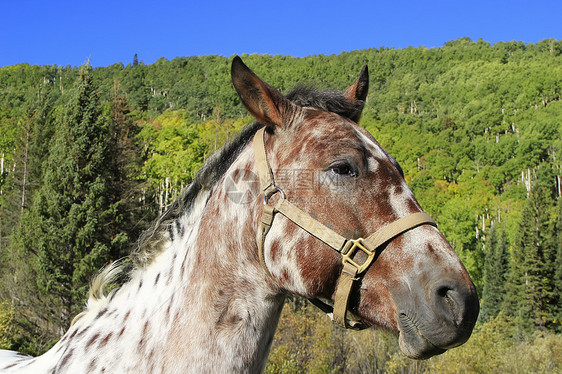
xmin=231 ymin=56 xmax=479 ymax=359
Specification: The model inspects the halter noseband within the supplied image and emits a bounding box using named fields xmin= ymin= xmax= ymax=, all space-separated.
xmin=253 ymin=127 xmax=437 ymax=330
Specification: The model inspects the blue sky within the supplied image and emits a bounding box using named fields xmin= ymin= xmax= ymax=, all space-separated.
xmin=1 ymin=0 xmax=561 ymax=68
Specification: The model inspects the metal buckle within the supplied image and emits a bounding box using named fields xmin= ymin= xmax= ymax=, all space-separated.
xmin=340 ymin=238 xmax=375 ymax=274
xmin=263 ymin=186 xmax=286 ymax=205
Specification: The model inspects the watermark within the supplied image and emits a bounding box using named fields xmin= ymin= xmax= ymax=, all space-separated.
xmin=224 ymin=169 xmax=260 ymax=205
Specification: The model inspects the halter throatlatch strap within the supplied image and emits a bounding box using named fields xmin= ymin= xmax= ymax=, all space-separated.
xmin=253 ymin=126 xmax=437 ymax=329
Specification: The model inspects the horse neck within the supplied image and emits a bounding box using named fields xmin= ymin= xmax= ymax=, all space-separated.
xmin=35 ymin=146 xmax=285 ymax=373
xmin=151 ymin=147 xmax=286 ymax=372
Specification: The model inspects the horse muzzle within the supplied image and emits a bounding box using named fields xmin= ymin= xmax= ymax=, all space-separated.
xmin=396 ymin=277 xmax=479 ymax=359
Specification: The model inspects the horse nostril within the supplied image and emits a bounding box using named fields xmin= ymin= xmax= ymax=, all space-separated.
xmin=434 ymin=283 xmax=463 ymax=327
xmin=436 ymin=285 xmax=450 ymax=298
xmin=423 ymin=279 xmax=479 ymax=349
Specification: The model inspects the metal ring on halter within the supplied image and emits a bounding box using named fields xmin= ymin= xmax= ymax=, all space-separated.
xmin=263 ymin=186 xmax=286 ymax=205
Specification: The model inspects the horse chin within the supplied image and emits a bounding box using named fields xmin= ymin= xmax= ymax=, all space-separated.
xmin=397 ymin=313 xmax=447 ymax=360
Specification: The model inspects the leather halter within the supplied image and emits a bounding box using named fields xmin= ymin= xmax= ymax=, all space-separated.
xmin=253 ymin=126 xmax=437 ymax=329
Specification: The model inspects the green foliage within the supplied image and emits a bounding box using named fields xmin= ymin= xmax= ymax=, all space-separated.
xmin=555 ymin=197 xmax=562 ymax=330
xmin=426 ymin=315 xmax=562 ymax=373
xmin=0 ymin=39 xmax=561 ymax=356
xmin=137 ymin=109 xmax=203 ymax=207
xmin=0 ymin=302 xmax=15 ymax=349
xmin=0 ymin=302 xmax=48 ymax=355
xmin=4 ymin=64 xmax=142 ymax=342
xmin=268 ymin=306 xmax=562 ymax=374
xmin=505 ymin=163 xmax=560 ymax=330
xmin=480 ymin=224 xmax=510 ymax=321
xmin=266 ymin=300 xmax=345 ymax=374
xmin=137 ymin=108 xmax=249 ymax=211
xmin=266 ymin=300 xmax=405 ymax=374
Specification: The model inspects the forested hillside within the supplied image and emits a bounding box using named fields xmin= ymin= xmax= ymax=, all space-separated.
xmin=1 ymin=38 xmax=561 ymax=371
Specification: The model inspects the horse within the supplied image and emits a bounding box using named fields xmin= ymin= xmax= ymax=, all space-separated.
xmin=0 ymin=57 xmax=479 ymax=373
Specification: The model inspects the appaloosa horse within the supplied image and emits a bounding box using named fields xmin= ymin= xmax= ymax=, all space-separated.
xmin=0 ymin=57 xmax=478 ymax=373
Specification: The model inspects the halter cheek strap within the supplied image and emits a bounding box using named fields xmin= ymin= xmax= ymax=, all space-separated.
xmin=253 ymin=127 xmax=437 ymax=330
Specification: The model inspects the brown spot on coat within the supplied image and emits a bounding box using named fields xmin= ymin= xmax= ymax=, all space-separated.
xmin=88 ymin=358 xmax=97 ymax=372
xmin=138 ymin=321 xmax=150 ymax=348
xmin=269 ymin=239 xmax=282 ymax=261
xmin=58 ymin=349 xmax=74 ymax=369
xmin=74 ymin=327 xmax=88 ymax=340
xmin=86 ymin=333 xmax=100 ymax=347
xmin=96 ymin=307 xmax=108 ymax=319
xmin=99 ymin=332 xmax=113 ymax=347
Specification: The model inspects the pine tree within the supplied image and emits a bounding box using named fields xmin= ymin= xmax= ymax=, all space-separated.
xmin=14 ymin=64 xmax=126 ymax=337
xmin=0 ymin=84 xmax=61 ymax=353
xmin=26 ymin=84 xmax=59 ymax=193
xmin=105 ymin=88 xmax=156 ymax=258
xmin=504 ymin=163 xmax=558 ymax=330
xmin=480 ymin=223 xmax=509 ymax=321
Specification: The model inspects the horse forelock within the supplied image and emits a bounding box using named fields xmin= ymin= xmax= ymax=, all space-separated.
xmin=285 ymin=84 xmax=365 ymax=121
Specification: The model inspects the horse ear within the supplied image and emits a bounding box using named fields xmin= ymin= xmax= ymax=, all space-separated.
xmin=344 ymin=65 xmax=369 ymax=102
xmin=231 ymin=56 xmax=297 ymax=128
xmin=344 ymin=65 xmax=369 ymax=122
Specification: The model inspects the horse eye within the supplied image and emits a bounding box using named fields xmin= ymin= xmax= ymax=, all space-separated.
xmin=329 ymin=163 xmax=356 ymax=177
